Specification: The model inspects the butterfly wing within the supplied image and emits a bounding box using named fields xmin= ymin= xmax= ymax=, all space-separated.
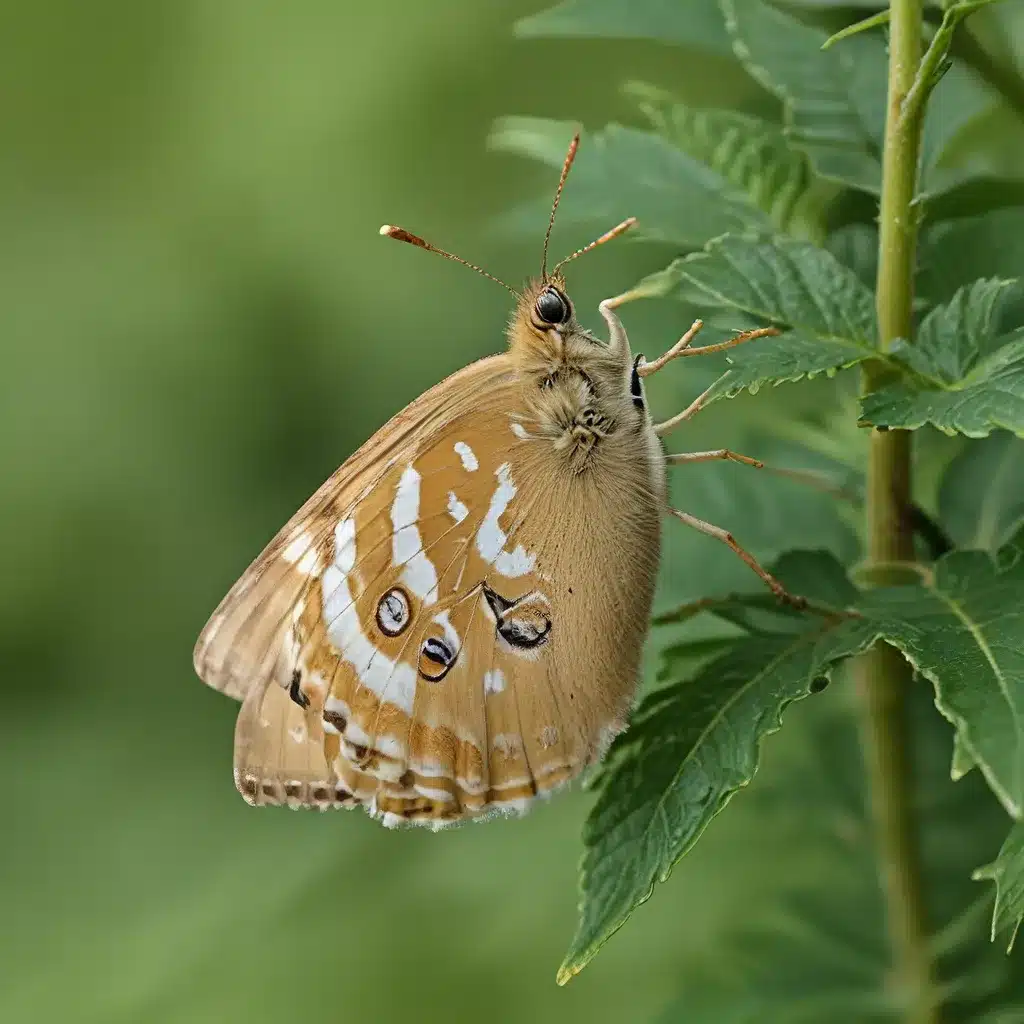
xmin=193 ymin=356 xmax=515 ymax=701
xmin=196 ymin=353 xmax=662 ymax=824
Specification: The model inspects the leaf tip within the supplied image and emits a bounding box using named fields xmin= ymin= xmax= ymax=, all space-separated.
xmin=555 ymin=960 xmax=581 ymax=986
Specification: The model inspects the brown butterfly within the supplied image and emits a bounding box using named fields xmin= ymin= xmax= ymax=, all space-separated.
xmin=193 ymin=135 xmax=801 ymax=828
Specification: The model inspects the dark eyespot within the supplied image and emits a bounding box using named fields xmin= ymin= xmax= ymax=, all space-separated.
xmin=535 ymin=287 xmax=570 ymax=325
xmin=483 ymin=585 xmax=552 ymax=650
xmin=376 ymin=587 xmax=411 ymax=636
xmin=419 ymin=637 xmax=456 ymax=681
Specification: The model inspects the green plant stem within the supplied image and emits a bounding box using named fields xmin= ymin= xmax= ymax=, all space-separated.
xmin=859 ymin=1 xmax=940 ymax=1023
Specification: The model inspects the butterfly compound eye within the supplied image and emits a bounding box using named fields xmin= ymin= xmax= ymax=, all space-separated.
xmin=535 ymin=287 xmax=570 ymax=325
xmin=376 ymin=588 xmax=411 ymax=636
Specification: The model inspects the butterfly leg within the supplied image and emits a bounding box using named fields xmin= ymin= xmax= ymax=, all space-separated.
xmin=639 ymin=321 xmax=779 ymax=377
xmin=666 ymin=450 xmax=763 ymax=469
xmin=668 ymin=507 xmax=806 ymax=608
xmin=635 ymin=318 xmax=705 ymax=374
xmin=621 ymin=321 xmax=778 ymax=437
xmin=653 ymin=379 xmax=718 ymax=436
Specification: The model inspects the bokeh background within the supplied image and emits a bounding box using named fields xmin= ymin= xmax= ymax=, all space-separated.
xmin=0 ymin=2 xmax=943 ymax=1021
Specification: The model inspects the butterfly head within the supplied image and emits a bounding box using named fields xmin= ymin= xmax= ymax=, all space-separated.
xmin=513 ymin=275 xmax=573 ymax=339
xmin=380 ymin=132 xmax=642 ymax=461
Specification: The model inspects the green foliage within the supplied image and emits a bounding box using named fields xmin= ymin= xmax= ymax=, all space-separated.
xmin=489 ymin=115 xmax=774 ymax=245
xmin=489 ymin=116 xmax=770 ymax=246
xmin=860 ymin=279 xmax=1024 ymax=437
xmin=561 ymin=552 xmax=879 ymax=982
xmin=503 ymin=2 xmax=1024 ymax=1015
xmin=628 ymin=234 xmax=879 ymax=399
xmin=975 ymin=823 xmax=1024 ymax=951
xmin=721 ymin=0 xmax=887 ymax=194
xmin=722 ymin=0 xmax=993 ymax=198
xmin=16 ymin=0 xmax=1024 ymax=1021
xmin=859 ymin=334 xmax=1024 ymax=435
xmin=626 ymin=83 xmax=833 ymax=238
xmin=903 ymin=279 xmax=1018 ymax=384
xmin=514 ymin=0 xmax=733 ymax=54
xmin=860 ymin=548 xmax=1024 ymax=819
xmin=657 ymin=688 xmax=1019 ymax=1022
xmin=566 ymin=548 xmax=1024 ymax=978
xmin=921 ymin=210 xmax=1024 ymax=306
xmin=939 ymin=432 xmax=1024 ymax=551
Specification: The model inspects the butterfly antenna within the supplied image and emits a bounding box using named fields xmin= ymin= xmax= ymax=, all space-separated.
xmin=551 ymin=217 xmax=637 ymax=278
xmin=380 ymin=225 xmax=518 ymax=297
xmin=541 ymin=132 xmax=581 ymax=282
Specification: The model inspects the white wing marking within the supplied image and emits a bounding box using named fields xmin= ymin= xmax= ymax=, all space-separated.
xmin=391 ymin=464 xmax=439 ymax=603
xmin=483 ymin=667 xmax=505 ymax=695
xmin=454 ymin=441 xmax=478 ymax=471
xmin=323 ymin=518 xmax=417 ymax=715
xmin=474 ymin=463 xmax=536 ymax=577
xmin=447 ymin=490 xmax=469 ymax=524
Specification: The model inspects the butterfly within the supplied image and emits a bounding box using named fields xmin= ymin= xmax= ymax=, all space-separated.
xmin=193 ymin=134 xmax=802 ymax=829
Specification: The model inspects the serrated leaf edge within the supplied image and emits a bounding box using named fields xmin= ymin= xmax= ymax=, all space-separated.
xmin=557 ymin=623 xmax=878 ymax=984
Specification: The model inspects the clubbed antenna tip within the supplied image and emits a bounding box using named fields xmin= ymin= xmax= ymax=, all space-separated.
xmin=379 ymin=224 xmax=517 ymax=296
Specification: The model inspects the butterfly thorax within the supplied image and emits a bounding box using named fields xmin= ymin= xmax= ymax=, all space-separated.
xmin=507 ymin=279 xmax=647 ymax=474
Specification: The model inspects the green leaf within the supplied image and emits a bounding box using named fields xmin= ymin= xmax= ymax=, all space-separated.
xmin=899 ymin=278 xmax=1018 ymax=383
xmin=821 ymin=9 xmax=891 ymax=51
xmin=860 ymin=279 xmax=1024 ymax=437
xmin=720 ymin=0 xmax=885 ymax=193
xmin=721 ymin=0 xmax=995 ymax=198
xmin=922 ymin=178 xmax=1024 ymax=227
xmin=861 ymin=331 xmax=1024 ymax=437
xmin=952 ymin=728 xmax=979 ymax=780
xmin=940 ymin=432 xmax=1024 ymax=552
xmin=860 ymin=549 xmax=1024 ymax=819
xmin=567 ymin=548 xmax=1024 ymax=991
xmin=514 ymin=0 xmax=733 ymax=55
xmin=624 ymin=234 xmax=878 ymax=399
xmin=559 ymin=555 xmax=877 ymax=982
xmin=826 ymin=223 xmax=878 ymax=289
xmin=663 ymin=547 xmax=1024 ymax=822
xmin=975 ymin=823 xmax=1024 ymax=952
xmin=659 ymin=688 xmax=1021 ymax=1021
xmin=654 ymin=430 xmax=861 ymax=616
xmin=488 ymin=117 xmax=770 ymax=247
xmin=626 ymin=83 xmax=834 ymax=239
xmin=920 ymin=209 xmax=1024 ymax=311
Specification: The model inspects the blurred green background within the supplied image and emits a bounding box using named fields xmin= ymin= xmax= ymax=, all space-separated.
xmin=0 ymin=3 xmax=889 ymax=1021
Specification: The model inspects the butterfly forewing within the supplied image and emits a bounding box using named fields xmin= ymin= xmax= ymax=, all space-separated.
xmin=193 ymin=356 xmax=515 ymax=700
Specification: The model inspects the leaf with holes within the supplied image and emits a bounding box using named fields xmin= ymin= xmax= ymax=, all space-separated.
xmin=623 ymin=234 xmax=879 ymax=400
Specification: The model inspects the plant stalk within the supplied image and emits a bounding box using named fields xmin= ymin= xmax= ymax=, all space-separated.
xmin=858 ymin=1 xmax=939 ymax=1022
